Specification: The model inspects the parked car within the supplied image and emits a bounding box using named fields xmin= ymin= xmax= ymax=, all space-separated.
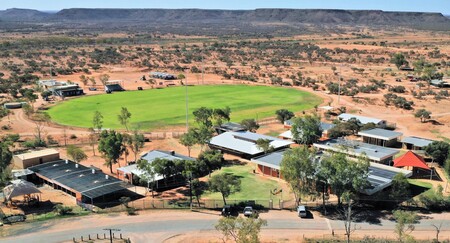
xmin=243 ymin=206 xmax=254 ymax=217
xmin=297 ymin=205 xmax=307 ymax=218
xmin=221 ymin=205 xmax=237 ymax=217
xmin=88 ymin=87 xmax=97 ymax=91
xmin=137 ymin=86 xmax=143 ymax=90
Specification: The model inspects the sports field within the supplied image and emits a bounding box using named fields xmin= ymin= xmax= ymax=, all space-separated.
xmin=47 ymin=85 xmax=322 ymax=130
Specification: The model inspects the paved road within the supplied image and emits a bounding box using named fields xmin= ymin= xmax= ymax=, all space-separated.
xmin=1 ymin=210 xmax=450 ymax=242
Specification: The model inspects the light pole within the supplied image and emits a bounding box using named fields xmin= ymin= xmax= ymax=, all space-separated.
xmin=338 ymin=64 xmax=342 ymax=105
xmin=185 ymin=78 xmax=189 ymax=132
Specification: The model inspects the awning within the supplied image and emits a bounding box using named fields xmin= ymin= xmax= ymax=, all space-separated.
xmin=393 ymin=151 xmax=430 ymax=170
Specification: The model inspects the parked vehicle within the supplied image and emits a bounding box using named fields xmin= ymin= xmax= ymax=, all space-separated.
xmin=137 ymin=87 xmax=143 ymax=90
xmin=243 ymin=206 xmax=254 ymax=217
xmin=221 ymin=205 xmax=237 ymax=217
xmin=88 ymin=87 xmax=97 ymax=91
xmin=297 ymin=205 xmax=307 ymax=218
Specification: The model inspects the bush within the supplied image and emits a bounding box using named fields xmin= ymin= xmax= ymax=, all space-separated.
xmin=418 ymin=186 xmax=450 ymax=211
xmin=54 ymin=204 xmax=73 ymax=216
xmin=69 ymin=134 xmax=77 ymax=139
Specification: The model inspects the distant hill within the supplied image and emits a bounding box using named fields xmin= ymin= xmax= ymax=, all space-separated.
xmin=1 ymin=8 xmax=449 ymax=32
xmin=0 ymin=8 xmax=50 ymax=21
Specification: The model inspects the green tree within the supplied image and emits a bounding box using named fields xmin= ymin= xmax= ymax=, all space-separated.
xmin=414 ymin=109 xmax=432 ymax=123
xmin=424 ymin=141 xmax=450 ymax=165
xmin=280 ymin=146 xmax=316 ymax=206
xmin=275 ymin=109 xmax=294 ymax=124
xmin=23 ymin=89 xmax=38 ymax=107
xmin=191 ymin=179 xmax=207 ymax=206
xmin=151 ymin=158 xmax=177 ymax=185
xmin=193 ymin=107 xmax=214 ymax=128
xmin=66 ymin=145 xmax=87 ymax=164
xmin=213 ymin=107 xmax=231 ymax=126
xmin=0 ymin=141 xmax=13 ymax=188
xmin=117 ymin=107 xmax=132 ymax=131
xmin=179 ymin=129 xmax=197 ymax=157
xmin=98 ymin=130 xmax=124 ymax=173
xmin=255 ymin=138 xmax=273 ymax=154
xmin=193 ymin=125 xmax=214 ymax=151
xmin=209 ymin=173 xmax=241 ymax=205
xmin=291 ymin=114 xmax=323 ymax=145
xmin=92 ymin=111 xmax=103 ymax=132
xmin=390 ymin=173 xmax=411 ymax=205
xmin=79 ymin=75 xmax=88 ymax=87
xmin=215 ymin=217 xmax=267 ymax=243
xmin=318 ymin=152 xmax=370 ymax=205
xmin=99 ymin=74 xmax=110 ymax=86
xmin=128 ymin=130 xmax=145 ymax=162
xmin=137 ymin=159 xmax=157 ymax=197
xmin=240 ymin=119 xmax=259 ymax=132
xmin=391 ymin=53 xmax=408 ymax=70
xmin=393 ymin=210 xmax=418 ymax=242
xmin=197 ymin=149 xmax=223 ymax=176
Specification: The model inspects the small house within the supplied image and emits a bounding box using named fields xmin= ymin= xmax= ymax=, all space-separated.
xmin=13 ymin=149 xmax=60 ymax=169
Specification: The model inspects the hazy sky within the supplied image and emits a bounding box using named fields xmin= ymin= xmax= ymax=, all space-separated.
xmin=1 ymin=0 xmax=449 ymax=14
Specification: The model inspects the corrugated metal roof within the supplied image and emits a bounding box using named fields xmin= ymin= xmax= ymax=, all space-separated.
xmin=401 ymin=136 xmax=434 ymax=148
xmin=313 ymin=138 xmax=399 ymax=161
xmin=209 ymin=131 xmax=293 ymax=155
xmin=338 ymin=113 xmax=384 ymax=125
xmin=279 ymin=122 xmax=335 ymax=139
xmin=29 ymin=160 xmax=128 ymax=199
xmin=358 ymin=128 xmax=403 ymax=140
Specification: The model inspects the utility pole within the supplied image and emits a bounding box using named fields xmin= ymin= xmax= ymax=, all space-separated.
xmin=338 ymin=64 xmax=342 ymax=105
xmin=201 ymin=52 xmax=204 ymax=85
xmin=184 ymin=76 xmax=189 ymax=132
xmin=103 ymin=228 xmax=120 ymax=243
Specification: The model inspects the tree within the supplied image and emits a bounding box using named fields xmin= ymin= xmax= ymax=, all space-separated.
xmin=193 ymin=107 xmax=214 ymax=128
xmin=389 ymin=173 xmax=411 ymax=205
xmin=193 ymin=125 xmax=214 ymax=151
xmin=88 ymin=128 xmax=97 ymax=156
xmin=209 ymin=173 xmax=241 ymax=205
xmin=393 ymin=210 xmax=418 ymax=242
xmin=97 ymin=130 xmax=124 ymax=173
xmin=255 ymin=138 xmax=273 ymax=154
xmin=291 ymin=114 xmax=323 ymax=145
xmin=128 ymin=130 xmax=145 ymax=162
xmin=424 ymin=141 xmax=450 ymax=165
xmin=197 ymin=149 xmax=223 ymax=176
xmin=215 ymin=216 xmax=267 ymax=243
xmin=280 ymin=147 xmax=316 ymax=206
xmin=137 ymin=159 xmax=157 ymax=197
xmin=0 ymin=141 xmax=13 ymax=188
xmin=179 ymin=129 xmax=197 ymax=157
xmin=151 ymin=158 xmax=177 ymax=186
xmin=213 ymin=106 xmax=231 ymax=126
xmin=240 ymin=119 xmax=259 ymax=132
xmin=23 ymin=89 xmax=38 ymax=107
xmin=117 ymin=107 xmax=132 ymax=131
xmin=32 ymin=112 xmax=50 ymax=147
xmin=92 ymin=111 xmax=103 ymax=132
xmin=66 ymin=145 xmax=87 ymax=164
xmin=79 ymin=75 xmax=88 ymax=87
xmin=340 ymin=192 xmax=359 ymax=243
xmin=414 ymin=109 xmax=432 ymax=123
xmin=89 ymin=76 xmax=96 ymax=87
xmin=275 ymin=109 xmax=294 ymax=124
xmin=391 ymin=53 xmax=408 ymax=70
xmin=99 ymin=74 xmax=110 ymax=86
xmin=318 ymin=152 xmax=370 ymax=205
xmin=191 ymin=179 xmax=207 ymax=206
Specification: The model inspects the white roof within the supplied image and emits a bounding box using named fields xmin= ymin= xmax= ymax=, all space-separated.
xmin=338 ymin=113 xmax=385 ymax=125
xmin=210 ymin=131 xmax=293 ymax=155
xmin=358 ymin=128 xmax=403 ymax=140
xmin=14 ymin=149 xmax=59 ymax=160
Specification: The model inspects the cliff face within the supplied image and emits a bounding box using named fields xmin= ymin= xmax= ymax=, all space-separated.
xmin=1 ymin=8 xmax=449 ymax=30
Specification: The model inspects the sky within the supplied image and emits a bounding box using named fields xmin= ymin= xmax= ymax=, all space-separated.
xmin=0 ymin=0 xmax=449 ymax=15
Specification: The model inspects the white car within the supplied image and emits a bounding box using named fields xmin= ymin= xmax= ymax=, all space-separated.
xmin=297 ymin=205 xmax=307 ymax=218
xmin=243 ymin=206 xmax=254 ymax=217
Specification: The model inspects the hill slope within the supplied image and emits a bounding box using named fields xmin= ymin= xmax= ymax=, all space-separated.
xmin=1 ymin=8 xmax=449 ymax=31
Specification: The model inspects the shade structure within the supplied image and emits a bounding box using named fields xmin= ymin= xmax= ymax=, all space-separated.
xmin=3 ymin=180 xmax=41 ymax=201
xmin=393 ymin=151 xmax=430 ymax=170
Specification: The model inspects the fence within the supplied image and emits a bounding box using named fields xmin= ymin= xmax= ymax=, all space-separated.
xmin=72 ymin=232 xmax=129 ymax=243
xmin=78 ymin=198 xmax=331 ymax=213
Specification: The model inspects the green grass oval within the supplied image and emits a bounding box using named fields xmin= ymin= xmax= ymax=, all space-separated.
xmin=47 ymin=85 xmax=322 ymax=131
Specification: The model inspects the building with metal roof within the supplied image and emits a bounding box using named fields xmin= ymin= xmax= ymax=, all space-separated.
xmin=209 ymin=131 xmax=293 ymax=159
xmin=117 ymin=150 xmax=194 ymax=189
xmin=279 ymin=122 xmax=335 ymax=140
xmin=251 ymin=149 xmax=411 ymax=195
xmin=215 ymin=122 xmax=247 ymax=134
xmin=401 ymin=136 xmax=434 ymax=150
xmin=29 ymin=160 xmax=130 ymax=204
xmin=13 ymin=149 xmax=60 ymax=169
xmin=358 ymin=128 xmax=403 ymax=147
xmin=313 ymin=138 xmax=399 ymax=164
xmin=338 ymin=113 xmax=386 ymax=127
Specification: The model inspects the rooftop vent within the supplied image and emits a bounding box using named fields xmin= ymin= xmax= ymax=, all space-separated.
xmin=65 ymin=169 xmax=71 ymax=172
xmin=105 ymin=175 xmax=109 ymax=180
xmin=92 ymin=169 xmax=96 ymax=174
xmin=75 ymin=163 xmax=79 ymax=168
xmin=52 ymin=164 xmax=58 ymax=167
xmin=65 ymin=159 xmax=69 ymax=164
xmin=170 ymin=150 xmax=175 ymax=155
xmin=93 ymin=180 xmax=99 ymax=183
xmin=79 ymin=174 xmax=84 ymax=177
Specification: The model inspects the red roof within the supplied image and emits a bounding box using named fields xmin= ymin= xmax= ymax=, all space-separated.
xmin=393 ymin=151 xmax=430 ymax=170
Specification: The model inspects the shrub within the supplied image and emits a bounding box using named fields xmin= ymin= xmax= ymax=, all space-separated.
xmin=69 ymin=134 xmax=77 ymax=139
xmin=54 ymin=204 xmax=73 ymax=216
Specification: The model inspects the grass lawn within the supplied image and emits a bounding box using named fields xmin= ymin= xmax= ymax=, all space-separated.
xmin=203 ymin=163 xmax=292 ymax=202
xmin=47 ymin=85 xmax=321 ymax=131
xmin=407 ymin=179 xmax=433 ymax=189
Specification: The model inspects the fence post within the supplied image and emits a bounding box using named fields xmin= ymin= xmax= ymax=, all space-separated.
xmin=81 ymin=236 xmax=83 ymax=241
